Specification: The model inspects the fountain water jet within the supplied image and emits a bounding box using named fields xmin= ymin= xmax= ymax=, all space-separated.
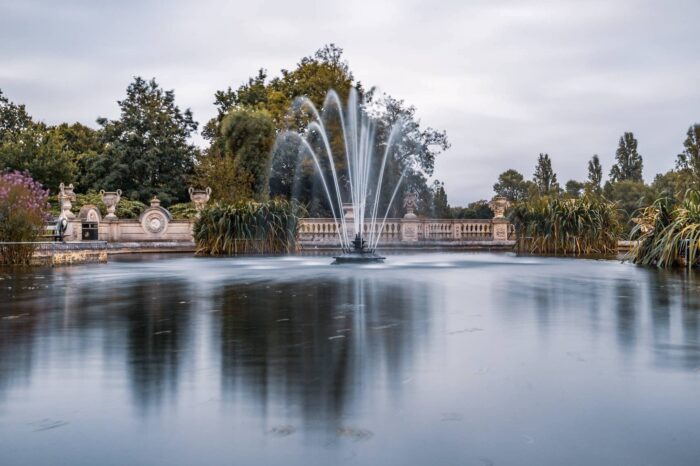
xmin=275 ymin=89 xmax=406 ymax=263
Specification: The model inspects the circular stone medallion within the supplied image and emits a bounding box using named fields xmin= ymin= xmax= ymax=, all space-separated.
xmin=143 ymin=212 xmax=168 ymax=235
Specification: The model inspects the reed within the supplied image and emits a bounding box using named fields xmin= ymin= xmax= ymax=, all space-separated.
xmin=509 ymin=195 xmax=621 ymax=256
xmin=193 ymin=199 xmax=303 ymax=255
xmin=630 ymin=190 xmax=700 ymax=268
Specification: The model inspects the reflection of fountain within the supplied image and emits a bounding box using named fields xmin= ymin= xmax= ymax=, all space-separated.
xmin=277 ymin=89 xmax=406 ymax=262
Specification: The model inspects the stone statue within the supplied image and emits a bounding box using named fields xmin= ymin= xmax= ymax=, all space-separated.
xmin=189 ymin=187 xmax=212 ymax=215
xmin=100 ymin=189 xmax=122 ymax=220
xmin=58 ymin=182 xmax=76 ymax=220
xmin=489 ymin=196 xmax=510 ymax=219
xmin=403 ymin=192 xmax=418 ymax=219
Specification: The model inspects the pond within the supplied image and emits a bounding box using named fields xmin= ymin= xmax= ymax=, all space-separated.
xmin=1 ymin=253 xmax=699 ymax=465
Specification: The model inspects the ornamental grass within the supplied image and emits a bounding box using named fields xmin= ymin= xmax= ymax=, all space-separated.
xmin=630 ymin=190 xmax=700 ymax=268
xmin=193 ymin=199 xmax=303 ymax=255
xmin=509 ymin=195 xmax=621 ymax=256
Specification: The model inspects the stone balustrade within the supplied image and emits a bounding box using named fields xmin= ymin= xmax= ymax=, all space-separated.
xmin=298 ymin=217 xmax=512 ymax=246
xmin=51 ymin=183 xmax=516 ymax=249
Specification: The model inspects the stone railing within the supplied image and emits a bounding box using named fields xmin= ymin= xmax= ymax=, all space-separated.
xmin=298 ymin=217 xmax=513 ymax=246
xmin=51 ymin=183 xmax=515 ymax=248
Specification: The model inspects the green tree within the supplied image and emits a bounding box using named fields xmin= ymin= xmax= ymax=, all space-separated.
xmin=451 ymin=200 xmax=493 ymax=219
xmin=0 ymin=89 xmax=33 ymax=142
xmin=603 ymin=179 xmax=654 ymax=230
xmin=676 ymin=124 xmax=700 ymax=177
xmin=430 ymin=180 xmax=451 ymax=218
xmin=609 ymin=132 xmax=643 ymax=182
xmin=52 ymin=122 xmax=103 ymax=190
xmin=219 ymin=108 xmax=276 ymax=201
xmin=493 ymin=169 xmax=529 ymax=201
xmin=587 ymin=154 xmax=603 ymax=194
xmin=205 ymin=44 xmax=449 ymax=219
xmin=651 ymin=169 xmax=695 ymax=198
xmin=565 ymin=180 xmax=584 ymax=198
xmin=89 ymin=77 xmax=198 ymax=205
xmin=0 ymin=124 xmax=77 ymax=191
xmin=533 ymin=153 xmax=559 ymax=196
xmin=0 ymin=91 xmax=77 ymax=191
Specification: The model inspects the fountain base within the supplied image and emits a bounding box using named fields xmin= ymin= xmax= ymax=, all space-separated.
xmin=332 ymin=251 xmax=386 ymax=264
xmin=332 ymin=234 xmax=385 ymax=264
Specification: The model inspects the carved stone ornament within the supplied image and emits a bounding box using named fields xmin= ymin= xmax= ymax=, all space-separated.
xmin=100 ymin=189 xmax=122 ymax=220
xmin=78 ymin=204 xmax=102 ymax=223
xmin=144 ymin=212 xmax=167 ymax=234
xmin=139 ymin=196 xmax=172 ymax=237
xmin=403 ymin=192 xmax=418 ymax=219
xmin=189 ymin=187 xmax=212 ymax=214
xmin=58 ymin=182 xmax=76 ymax=219
xmin=489 ymin=196 xmax=510 ymax=219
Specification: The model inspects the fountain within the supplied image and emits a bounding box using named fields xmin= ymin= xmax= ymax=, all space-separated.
xmin=277 ymin=88 xmax=406 ymax=263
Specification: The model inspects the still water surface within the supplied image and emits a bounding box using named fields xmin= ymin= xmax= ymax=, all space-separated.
xmin=1 ymin=253 xmax=699 ymax=465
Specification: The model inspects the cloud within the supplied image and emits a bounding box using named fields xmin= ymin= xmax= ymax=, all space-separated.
xmin=1 ymin=0 xmax=698 ymax=203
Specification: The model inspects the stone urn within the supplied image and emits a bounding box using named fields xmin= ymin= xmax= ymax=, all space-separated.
xmin=403 ymin=192 xmax=418 ymax=219
xmin=100 ymin=189 xmax=122 ymax=220
xmin=189 ymin=187 xmax=212 ymax=216
xmin=58 ymin=182 xmax=76 ymax=220
xmin=489 ymin=196 xmax=510 ymax=219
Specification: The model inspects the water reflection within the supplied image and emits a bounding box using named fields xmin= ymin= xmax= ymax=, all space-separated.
xmin=2 ymin=255 xmax=700 ymax=465
xmin=214 ymin=276 xmax=433 ymax=433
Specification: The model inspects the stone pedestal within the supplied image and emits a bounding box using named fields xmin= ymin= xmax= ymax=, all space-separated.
xmin=401 ymin=218 xmax=420 ymax=242
xmin=65 ymin=220 xmax=82 ymax=242
xmin=492 ymin=217 xmax=509 ymax=241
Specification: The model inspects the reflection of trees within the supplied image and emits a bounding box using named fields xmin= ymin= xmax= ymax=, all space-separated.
xmin=0 ymin=280 xmax=38 ymax=400
xmin=613 ymin=279 xmax=637 ymax=354
xmin=648 ymin=270 xmax=700 ymax=370
xmin=119 ymin=279 xmax=193 ymax=415
xmin=213 ymin=276 xmax=432 ymax=431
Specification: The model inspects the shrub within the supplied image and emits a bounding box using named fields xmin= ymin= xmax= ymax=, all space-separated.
xmin=193 ymin=199 xmax=303 ymax=255
xmin=630 ymin=189 xmax=700 ymax=268
xmin=0 ymin=171 xmax=49 ymax=264
xmin=509 ymin=195 xmax=621 ymax=256
xmin=169 ymin=202 xmax=198 ymax=220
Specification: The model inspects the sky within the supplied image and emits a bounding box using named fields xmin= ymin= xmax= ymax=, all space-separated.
xmin=1 ymin=0 xmax=699 ymax=204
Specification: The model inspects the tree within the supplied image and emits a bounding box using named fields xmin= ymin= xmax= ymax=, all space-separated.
xmin=430 ymin=181 xmax=451 ymax=218
xmin=89 ymin=77 xmax=198 ymax=205
xmin=493 ymin=169 xmax=529 ymax=201
xmin=603 ymin=179 xmax=654 ymax=230
xmin=0 ymin=124 xmax=77 ymax=191
xmin=676 ymin=124 xmax=700 ymax=177
xmin=565 ymin=180 xmax=584 ymax=198
xmin=533 ymin=153 xmax=559 ymax=196
xmin=652 ymin=169 xmax=695 ymax=198
xmin=0 ymin=91 xmax=77 ymax=191
xmin=52 ymin=122 xmax=103 ymax=191
xmin=609 ymin=132 xmax=643 ymax=182
xmin=205 ymin=44 xmax=449 ymax=218
xmin=587 ymin=154 xmax=603 ymax=194
xmin=452 ymin=200 xmax=493 ymax=219
xmin=0 ymin=89 xmax=33 ymax=143
xmin=220 ymin=108 xmax=276 ymax=201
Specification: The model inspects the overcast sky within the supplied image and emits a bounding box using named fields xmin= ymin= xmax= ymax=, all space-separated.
xmin=1 ymin=0 xmax=699 ymax=204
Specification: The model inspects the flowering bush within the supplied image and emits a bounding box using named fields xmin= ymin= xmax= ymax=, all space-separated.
xmin=0 ymin=171 xmax=50 ymax=264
